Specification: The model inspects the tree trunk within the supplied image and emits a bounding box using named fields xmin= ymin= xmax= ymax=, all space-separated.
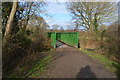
xmin=4 ymin=0 xmax=17 ymax=39
xmin=22 ymin=2 xmax=33 ymax=33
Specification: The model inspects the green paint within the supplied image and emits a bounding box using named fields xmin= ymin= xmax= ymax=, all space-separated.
xmin=48 ymin=32 xmax=78 ymax=48
xmin=48 ymin=32 xmax=56 ymax=48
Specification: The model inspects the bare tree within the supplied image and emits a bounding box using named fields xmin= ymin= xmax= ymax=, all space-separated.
xmin=22 ymin=2 xmax=33 ymax=32
xmin=26 ymin=15 xmax=49 ymax=35
xmin=67 ymin=2 xmax=117 ymax=31
xmin=4 ymin=0 xmax=17 ymax=39
xmin=52 ymin=24 xmax=60 ymax=30
xmin=18 ymin=1 xmax=47 ymax=33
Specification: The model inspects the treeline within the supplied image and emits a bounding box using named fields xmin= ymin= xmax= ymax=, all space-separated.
xmin=2 ymin=1 xmax=51 ymax=77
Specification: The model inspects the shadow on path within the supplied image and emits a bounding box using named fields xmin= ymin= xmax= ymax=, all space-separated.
xmin=76 ymin=65 xmax=96 ymax=78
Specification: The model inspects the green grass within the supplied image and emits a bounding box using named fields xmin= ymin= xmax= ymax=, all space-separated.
xmin=9 ymin=51 xmax=54 ymax=78
xmin=27 ymin=56 xmax=53 ymax=77
xmin=80 ymin=49 xmax=119 ymax=77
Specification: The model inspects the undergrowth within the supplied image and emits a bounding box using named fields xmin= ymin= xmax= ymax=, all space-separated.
xmin=9 ymin=51 xmax=54 ymax=78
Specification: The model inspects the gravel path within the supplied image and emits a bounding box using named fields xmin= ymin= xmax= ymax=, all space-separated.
xmin=39 ymin=41 xmax=117 ymax=78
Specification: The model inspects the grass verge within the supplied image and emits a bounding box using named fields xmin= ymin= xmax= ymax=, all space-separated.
xmin=9 ymin=51 xmax=54 ymax=78
xmin=80 ymin=49 xmax=119 ymax=78
xmin=26 ymin=56 xmax=53 ymax=78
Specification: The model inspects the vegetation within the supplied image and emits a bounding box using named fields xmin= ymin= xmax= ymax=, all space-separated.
xmin=67 ymin=2 xmax=119 ymax=77
xmin=78 ymin=22 xmax=119 ymax=62
xmin=67 ymin=2 xmax=117 ymax=30
xmin=2 ymin=1 xmax=52 ymax=78
xmin=77 ymin=22 xmax=119 ymax=77
xmin=2 ymin=1 xmax=119 ymax=78
xmin=9 ymin=51 xmax=54 ymax=78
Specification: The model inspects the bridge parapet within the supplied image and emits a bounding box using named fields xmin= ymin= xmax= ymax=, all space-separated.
xmin=48 ymin=32 xmax=78 ymax=48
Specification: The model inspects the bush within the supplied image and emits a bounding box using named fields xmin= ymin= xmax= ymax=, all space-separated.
xmin=3 ymin=30 xmax=32 ymax=77
xmin=78 ymin=27 xmax=118 ymax=62
xmin=79 ymin=31 xmax=100 ymax=49
xmin=10 ymin=30 xmax=31 ymax=48
xmin=3 ymin=29 xmax=51 ymax=77
xmin=99 ymin=30 xmax=118 ymax=59
xmin=29 ymin=32 xmax=51 ymax=53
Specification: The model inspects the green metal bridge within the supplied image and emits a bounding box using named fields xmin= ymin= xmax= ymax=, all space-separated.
xmin=47 ymin=32 xmax=79 ymax=48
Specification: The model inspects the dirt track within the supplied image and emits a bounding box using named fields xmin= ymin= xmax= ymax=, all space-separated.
xmin=39 ymin=42 xmax=117 ymax=78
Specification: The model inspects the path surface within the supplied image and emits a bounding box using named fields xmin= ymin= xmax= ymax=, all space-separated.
xmin=39 ymin=41 xmax=117 ymax=78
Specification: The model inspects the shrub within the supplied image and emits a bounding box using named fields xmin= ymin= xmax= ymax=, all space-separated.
xmin=29 ymin=32 xmax=51 ymax=53
xmin=78 ymin=27 xmax=118 ymax=62
xmin=3 ymin=30 xmax=32 ymax=77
